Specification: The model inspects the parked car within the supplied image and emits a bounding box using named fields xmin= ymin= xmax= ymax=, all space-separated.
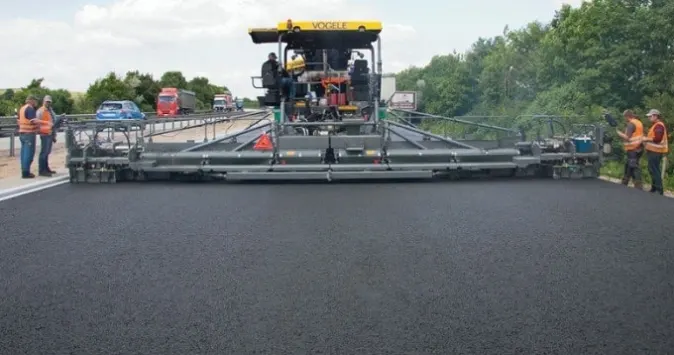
xmin=96 ymin=100 xmax=146 ymax=120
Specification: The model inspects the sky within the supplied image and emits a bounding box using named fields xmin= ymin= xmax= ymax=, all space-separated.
xmin=0 ymin=0 xmax=583 ymax=98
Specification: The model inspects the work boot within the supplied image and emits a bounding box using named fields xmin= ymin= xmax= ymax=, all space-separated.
xmin=22 ymin=172 xmax=35 ymax=179
xmin=650 ymin=186 xmax=657 ymax=193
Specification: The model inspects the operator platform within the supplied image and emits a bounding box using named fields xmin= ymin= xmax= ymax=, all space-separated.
xmin=249 ymin=20 xmax=383 ymax=124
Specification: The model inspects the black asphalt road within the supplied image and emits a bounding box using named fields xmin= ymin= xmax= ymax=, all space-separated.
xmin=1 ymin=179 xmax=673 ymax=354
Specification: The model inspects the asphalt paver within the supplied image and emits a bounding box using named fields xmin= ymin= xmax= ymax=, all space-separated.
xmin=1 ymin=179 xmax=673 ymax=354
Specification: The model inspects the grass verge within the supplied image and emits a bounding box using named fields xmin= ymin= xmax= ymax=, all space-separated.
xmin=600 ymin=159 xmax=673 ymax=192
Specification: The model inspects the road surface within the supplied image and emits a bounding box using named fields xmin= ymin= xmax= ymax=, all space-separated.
xmin=1 ymin=179 xmax=672 ymax=354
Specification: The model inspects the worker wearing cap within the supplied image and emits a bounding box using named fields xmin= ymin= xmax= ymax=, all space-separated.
xmin=36 ymin=95 xmax=57 ymax=176
xmin=642 ymin=109 xmax=668 ymax=195
xmin=17 ymin=95 xmax=41 ymax=178
xmin=616 ymin=110 xmax=644 ymax=189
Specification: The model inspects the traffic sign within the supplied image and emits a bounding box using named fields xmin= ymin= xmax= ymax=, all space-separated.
xmin=389 ymin=91 xmax=417 ymax=110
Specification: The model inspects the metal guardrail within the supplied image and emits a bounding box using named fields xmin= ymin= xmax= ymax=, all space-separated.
xmin=0 ymin=112 xmax=151 ymax=126
xmin=1 ymin=109 xmax=265 ymax=157
xmin=0 ymin=109 xmax=220 ymax=123
xmin=0 ymin=110 xmax=220 ymax=135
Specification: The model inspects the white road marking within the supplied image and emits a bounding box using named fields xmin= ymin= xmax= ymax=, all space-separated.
xmin=0 ymin=176 xmax=69 ymax=202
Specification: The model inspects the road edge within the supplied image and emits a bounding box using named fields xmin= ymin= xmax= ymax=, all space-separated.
xmin=599 ymin=175 xmax=672 ymax=197
xmin=0 ymin=175 xmax=69 ymax=202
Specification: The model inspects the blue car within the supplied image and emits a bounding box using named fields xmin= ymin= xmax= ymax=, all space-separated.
xmin=235 ymin=99 xmax=244 ymax=111
xmin=95 ymin=100 xmax=146 ymax=120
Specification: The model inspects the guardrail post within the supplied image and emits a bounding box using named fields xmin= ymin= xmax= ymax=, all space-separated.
xmin=203 ymin=118 xmax=208 ymax=142
xmin=9 ymin=132 xmax=15 ymax=157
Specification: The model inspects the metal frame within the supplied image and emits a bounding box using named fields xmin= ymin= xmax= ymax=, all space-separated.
xmin=63 ymin=107 xmax=606 ymax=183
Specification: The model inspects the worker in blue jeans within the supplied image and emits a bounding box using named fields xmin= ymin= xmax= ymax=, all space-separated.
xmin=37 ymin=95 xmax=59 ymax=175
xmin=17 ymin=95 xmax=41 ymax=178
xmin=281 ymin=76 xmax=296 ymax=100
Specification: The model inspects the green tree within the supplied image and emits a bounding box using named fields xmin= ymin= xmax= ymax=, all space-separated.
xmin=8 ymin=79 xmax=76 ymax=114
xmin=2 ymin=89 xmax=15 ymax=101
xmin=83 ymin=72 xmax=135 ymax=111
xmin=187 ymin=76 xmax=228 ymax=110
xmin=124 ymin=71 xmax=161 ymax=111
xmin=159 ymin=71 xmax=188 ymax=89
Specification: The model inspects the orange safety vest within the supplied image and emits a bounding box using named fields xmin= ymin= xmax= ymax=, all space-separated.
xmin=624 ymin=117 xmax=644 ymax=151
xmin=17 ymin=104 xmax=38 ymax=134
xmin=644 ymin=121 xmax=669 ymax=154
xmin=38 ymin=106 xmax=54 ymax=135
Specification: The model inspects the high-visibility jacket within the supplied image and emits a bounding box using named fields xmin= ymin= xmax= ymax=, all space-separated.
xmin=17 ymin=104 xmax=38 ymax=134
xmin=644 ymin=121 xmax=668 ymax=154
xmin=37 ymin=105 xmax=54 ymax=135
xmin=624 ymin=118 xmax=644 ymax=151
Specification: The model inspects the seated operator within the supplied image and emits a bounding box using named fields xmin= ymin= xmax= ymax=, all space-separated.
xmin=266 ymin=52 xmax=296 ymax=100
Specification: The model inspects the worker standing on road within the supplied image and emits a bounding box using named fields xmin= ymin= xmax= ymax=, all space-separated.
xmin=642 ymin=109 xmax=668 ymax=195
xmin=36 ymin=95 xmax=57 ymax=176
xmin=17 ymin=95 xmax=41 ymax=179
xmin=616 ymin=110 xmax=644 ymax=189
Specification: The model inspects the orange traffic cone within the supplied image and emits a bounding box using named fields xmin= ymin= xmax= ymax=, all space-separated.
xmin=253 ymin=133 xmax=273 ymax=150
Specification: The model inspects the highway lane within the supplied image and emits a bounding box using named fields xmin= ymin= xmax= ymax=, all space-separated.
xmin=1 ymin=179 xmax=673 ymax=354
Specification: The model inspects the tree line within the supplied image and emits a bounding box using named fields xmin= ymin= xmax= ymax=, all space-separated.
xmin=396 ymin=0 xmax=673 ymax=129
xmin=0 ymin=71 xmax=259 ymax=116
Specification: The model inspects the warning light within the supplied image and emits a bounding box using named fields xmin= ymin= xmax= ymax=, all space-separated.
xmin=253 ymin=133 xmax=273 ymax=150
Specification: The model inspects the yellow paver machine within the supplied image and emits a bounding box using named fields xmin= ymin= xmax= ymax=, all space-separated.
xmin=63 ymin=19 xmax=608 ymax=183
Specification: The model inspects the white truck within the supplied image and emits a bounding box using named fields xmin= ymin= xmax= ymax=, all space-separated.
xmin=213 ymin=93 xmax=233 ymax=112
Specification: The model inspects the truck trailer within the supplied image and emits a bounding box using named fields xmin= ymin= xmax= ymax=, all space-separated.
xmin=156 ymin=88 xmax=196 ymax=116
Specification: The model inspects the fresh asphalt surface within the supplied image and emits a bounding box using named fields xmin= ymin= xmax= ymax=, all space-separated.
xmin=1 ymin=179 xmax=673 ymax=354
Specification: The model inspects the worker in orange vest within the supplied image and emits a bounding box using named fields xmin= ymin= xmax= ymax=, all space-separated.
xmin=36 ymin=95 xmax=56 ymax=176
xmin=616 ymin=110 xmax=644 ymax=189
xmin=17 ymin=95 xmax=42 ymax=179
xmin=642 ymin=109 xmax=668 ymax=195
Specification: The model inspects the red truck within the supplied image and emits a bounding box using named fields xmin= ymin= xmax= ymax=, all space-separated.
xmin=156 ymin=88 xmax=196 ymax=116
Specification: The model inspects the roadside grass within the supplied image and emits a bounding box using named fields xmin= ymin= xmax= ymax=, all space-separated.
xmin=601 ymin=158 xmax=673 ymax=191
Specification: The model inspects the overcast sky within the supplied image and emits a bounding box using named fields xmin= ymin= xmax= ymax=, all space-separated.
xmin=0 ymin=0 xmax=583 ymax=98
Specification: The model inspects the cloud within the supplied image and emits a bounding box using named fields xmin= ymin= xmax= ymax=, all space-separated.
xmin=0 ymin=0 xmax=419 ymax=101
